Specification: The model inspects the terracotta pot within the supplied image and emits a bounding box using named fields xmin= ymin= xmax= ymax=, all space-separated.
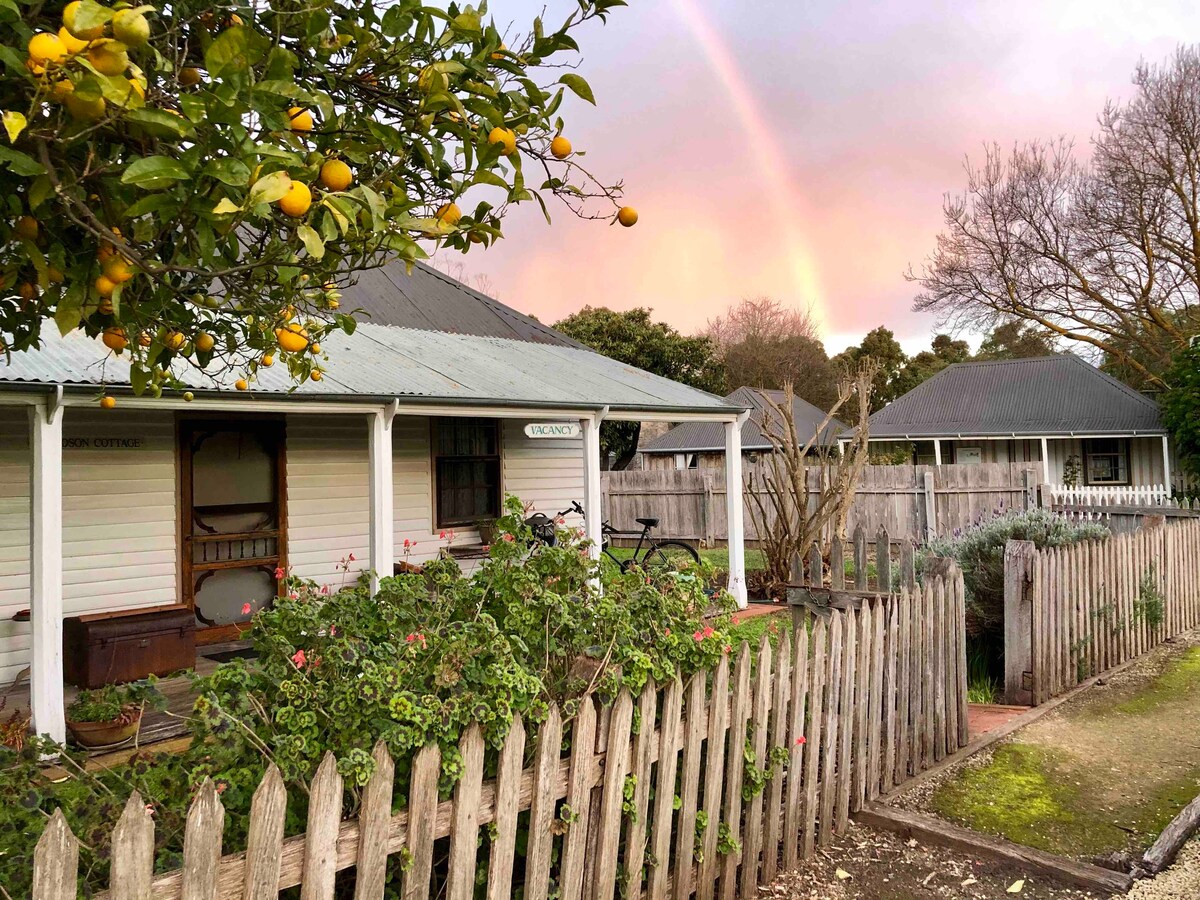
xmin=65 ymin=707 xmax=142 ymax=749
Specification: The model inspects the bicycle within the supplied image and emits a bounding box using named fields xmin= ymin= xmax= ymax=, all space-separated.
xmin=526 ymin=501 xmax=702 ymax=573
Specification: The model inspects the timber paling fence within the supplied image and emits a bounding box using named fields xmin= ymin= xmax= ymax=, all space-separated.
xmin=603 ymin=463 xmax=1041 ymax=547
xmin=1004 ymin=519 xmax=1200 ymax=706
xmin=32 ymin=571 xmax=968 ymax=900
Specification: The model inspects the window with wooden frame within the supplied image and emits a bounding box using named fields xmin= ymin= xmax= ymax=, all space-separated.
xmin=1083 ymin=438 xmax=1130 ymax=485
xmin=433 ymin=418 xmax=501 ymax=527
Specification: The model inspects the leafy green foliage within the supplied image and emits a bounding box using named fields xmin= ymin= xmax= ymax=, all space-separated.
xmin=553 ymin=306 xmax=727 ymax=467
xmin=1 ymin=496 xmax=733 ymax=895
xmin=974 ymin=321 xmax=1058 ymax=361
xmin=66 ymin=678 xmax=162 ymax=722
xmin=925 ymin=508 xmax=1108 ymax=641
xmin=1134 ymin=564 xmax=1165 ymax=630
xmin=1162 ymin=341 xmax=1200 ymax=482
xmin=0 ymin=0 xmax=627 ymax=396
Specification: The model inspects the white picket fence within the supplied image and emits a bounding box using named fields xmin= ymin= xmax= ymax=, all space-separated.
xmin=1045 ymin=483 xmax=1184 ymax=508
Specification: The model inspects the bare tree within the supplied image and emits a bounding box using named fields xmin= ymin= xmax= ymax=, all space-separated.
xmin=706 ymin=296 xmax=839 ymax=409
xmin=746 ymin=358 xmax=881 ymax=591
xmin=910 ymin=48 xmax=1200 ymax=388
xmin=427 ymin=254 xmax=503 ymax=299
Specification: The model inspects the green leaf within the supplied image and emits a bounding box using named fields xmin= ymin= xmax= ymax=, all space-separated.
xmin=55 ymin=281 xmax=85 ymax=336
xmin=203 ymin=158 xmax=251 ymax=187
xmin=73 ymin=0 xmax=113 ymax=36
xmin=297 ymin=223 xmax=325 ymax=259
xmin=2 ymin=111 xmax=25 ymax=143
xmin=246 ymin=170 xmax=291 ymax=207
xmin=130 ymin=364 xmax=148 ymax=396
xmin=470 ymin=170 xmax=509 ymax=190
xmin=558 ymin=74 xmax=595 ymax=105
xmin=127 ymin=108 xmax=190 ymax=137
xmin=0 ymin=145 xmax=44 ymax=176
xmin=123 ymin=193 xmax=182 ymax=220
xmin=121 ymin=156 xmax=189 ymax=190
xmin=206 ymin=25 xmax=268 ymax=78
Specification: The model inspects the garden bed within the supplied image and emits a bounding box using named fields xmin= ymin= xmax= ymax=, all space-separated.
xmin=898 ymin=628 xmax=1200 ymax=867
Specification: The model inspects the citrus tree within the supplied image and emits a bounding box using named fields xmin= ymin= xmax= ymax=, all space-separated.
xmin=0 ymin=0 xmax=632 ymax=403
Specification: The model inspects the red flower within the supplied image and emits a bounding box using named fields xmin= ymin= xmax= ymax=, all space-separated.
xmin=328 ymin=625 xmax=337 ymax=636
xmin=795 ymin=736 xmax=807 ymax=746
xmin=241 ymin=602 xmax=252 ymax=616
xmin=502 ymin=533 xmax=515 ymax=543
xmin=291 ymin=649 xmax=307 ymax=667
xmin=320 ymin=584 xmax=330 ymax=594
xmin=406 ymin=633 xmax=416 ymax=643
xmin=439 ymin=530 xmax=446 ymax=540
xmin=347 ymin=552 xmax=356 ymax=562
xmin=273 ymin=566 xmax=285 ymax=580
xmin=702 ymin=626 xmax=715 ymax=639
xmin=731 ymin=615 xmax=740 ymax=625
xmin=724 ymin=645 xmax=732 ymax=653
xmin=693 ymin=630 xmax=703 ymax=642
xmin=403 ymin=538 xmax=412 ymax=549
xmin=289 ymin=591 xmax=299 ymax=600
xmin=664 ymin=628 xmax=671 ymax=637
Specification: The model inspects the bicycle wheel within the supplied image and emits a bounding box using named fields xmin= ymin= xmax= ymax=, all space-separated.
xmin=641 ymin=540 xmax=701 ymax=573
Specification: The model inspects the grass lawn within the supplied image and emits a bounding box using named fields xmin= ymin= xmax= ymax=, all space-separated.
xmin=922 ymin=635 xmax=1200 ymax=860
xmin=726 ymin=608 xmax=794 ymax=650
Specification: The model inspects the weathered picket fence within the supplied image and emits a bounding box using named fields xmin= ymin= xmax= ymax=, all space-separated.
xmin=1044 ymin=483 xmax=1186 ymax=508
xmin=794 ymin=526 xmax=920 ymax=595
xmin=1003 ymin=519 xmax=1200 ymax=706
xmin=33 ymin=572 xmax=968 ymax=900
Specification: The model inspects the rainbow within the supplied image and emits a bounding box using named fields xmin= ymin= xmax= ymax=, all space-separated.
xmin=669 ymin=0 xmax=827 ymax=329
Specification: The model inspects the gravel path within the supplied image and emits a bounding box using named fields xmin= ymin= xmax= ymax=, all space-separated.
xmin=1128 ymin=838 xmax=1200 ymax=900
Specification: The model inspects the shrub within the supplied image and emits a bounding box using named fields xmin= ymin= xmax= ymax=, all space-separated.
xmin=0 ymin=497 xmax=735 ymax=895
xmin=924 ymin=508 xmax=1108 ymax=639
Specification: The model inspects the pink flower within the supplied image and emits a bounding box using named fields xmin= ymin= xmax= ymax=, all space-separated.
xmin=439 ymin=530 xmax=446 ymax=540
xmin=320 ymin=584 xmax=329 ymax=594
xmin=328 ymin=625 xmax=337 ymax=636
xmin=731 ymin=615 xmax=740 ymax=625
xmin=347 ymin=553 xmax=355 ymax=562
xmin=145 ymin=803 xmax=155 ymax=816
xmin=702 ymin=626 xmax=715 ymax=639
xmin=664 ymin=628 xmax=671 ymax=637
xmin=274 ymin=566 xmax=285 ymax=580
xmin=406 ymin=633 xmax=416 ymax=643
xmin=403 ymin=539 xmax=412 ymax=549
xmin=724 ymin=645 xmax=732 ymax=653
xmin=289 ymin=591 xmax=299 ymax=600
xmin=693 ymin=630 xmax=704 ymax=642
xmin=291 ymin=649 xmax=307 ymax=667
xmin=502 ymin=533 xmax=515 ymax=543
xmin=241 ymin=602 xmax=252 ymax=616
xmin=481 ymin=544 xmax=491 ymax=552
xmin=795 ymin=736 xmax=807 ymax=746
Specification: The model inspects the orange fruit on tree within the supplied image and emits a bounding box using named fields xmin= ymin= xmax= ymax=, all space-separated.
xmin=310 ymin=369 xmax=323 ymax=381
xmin=487 ymin=126 xmax=516 ymax=155
xmin=14 ymin=216 xmax=38 ymax=240
xmin=310 ymin=342 xmax=321 ymax=354
xmin=278 ymin=181 xmax=312 ymax=217
xmin=435 ymin=202 xmax=461 ymax=226
xmin=102 ymin=256 xmax=134 ymax=283
xmin=276 ymin=323 xmax=309 ymax=352
xmin=178 ymin=66 xmax=202 ymax=87
xmin=100 ymin=395 xmax=116 ymax=409
xmin=50 ymin=77 xmax=74 ymax=101
xmin=617 ymin=206 xmax=639 ymax=227
xmin=550 ymin=135 xmax=572 ymax=159
xmin=164 ymin=330 xmax=186 ymax=350
xmin=87 ymin=41 xmax=130 ymax=76
xmin=58 ymin=26 xmax=89 ymax=55
xmin=65 ymin=93 xmax=105 ymax=121
xmin=18 ymin=282 xmax=37 ymax=301
xmin=63 ymin=1 xmax=104 ymax=40
xmin=47 ymin=266 xmax=64 ymax=283
xmin=28 ymin=33 xmax=68 ymax=66
xmin=319 ymin=159 xmax=353 ymax=191
xmin=112 ymin=9 xmax=151 ymax=48
xmin=137 ymin=331 xmax=151 ymax=347
xmin=101 ymin=326 xmax=128 ymax=352
xmin=260 ymin=353 xmax=275 ymax=367
xmin=287 ymin=106 xmax=313 ymax=132
xmin=235 ymin=378 xmax=249 ymax=391
xmin=94 ymin=274 xmax=116 ymax=296
xmin=194 ymin=332 xmax=215 ymax=353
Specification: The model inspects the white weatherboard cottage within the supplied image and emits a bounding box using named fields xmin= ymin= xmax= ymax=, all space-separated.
xmin=0 ymin=262 xmax=749 ymax=742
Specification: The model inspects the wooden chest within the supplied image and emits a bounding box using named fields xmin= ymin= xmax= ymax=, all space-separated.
xmin=64 ymin=604 xmax=196 ymax=688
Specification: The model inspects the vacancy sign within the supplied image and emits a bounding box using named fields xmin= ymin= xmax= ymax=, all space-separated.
xmin=524 ymin=422 xmax=581 ymax=439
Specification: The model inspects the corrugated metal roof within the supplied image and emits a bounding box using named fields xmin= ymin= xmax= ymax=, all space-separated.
xmin=342 ymin=262 xmax=583 ymax=347
xmin=0 ymin=259 xmax=738 ymax=414
xmin=864 ymin=356 xmax=1166 ymax=438
xmin=0 ymin=322 xmax=737 ymax=413
xmin=641 ymin=387 xmax=846 ymax=452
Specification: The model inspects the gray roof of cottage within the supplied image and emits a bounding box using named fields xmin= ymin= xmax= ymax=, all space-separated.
xmin=863 ymin=356 xmax=1166 ymax=439
xmin=640 ymin=387 xmax=847 ymax=453
xmin=0 ymin=261 xmax=740 ymax=416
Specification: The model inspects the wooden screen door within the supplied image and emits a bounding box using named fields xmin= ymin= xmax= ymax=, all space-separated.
xmin=180 ymin=420 xmax=287 ymax=643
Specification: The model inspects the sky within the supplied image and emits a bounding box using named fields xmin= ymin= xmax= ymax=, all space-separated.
xmin=452 ymin=0 xmax=1195 ymax=356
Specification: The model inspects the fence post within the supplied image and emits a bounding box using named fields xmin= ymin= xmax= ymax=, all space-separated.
xmin=853 ymin=527 xmax=868 ymax=590
xmin=702 ymin=473 xmax=715 ymax=548
xmin=876 ymin=527 xmax=891 ymax=594
xmin=922 ymin=471 xmax=936 ymax=542
xmin=1003 ymin=540 xmax=1037 ymax=705
xmin=1023 ymin=469 xmax=1036 ymax=511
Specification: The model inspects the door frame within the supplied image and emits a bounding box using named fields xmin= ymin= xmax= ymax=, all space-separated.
xmin=178 ymin=415 xmax=288 ymax=644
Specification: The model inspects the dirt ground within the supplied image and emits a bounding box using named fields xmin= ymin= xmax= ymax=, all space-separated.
xmin=901 ymin=630 xmax=1200 ymax=863
xmin=765 ymin=821 xmax=1105 ymax=899
xmin=766 ymin=824 xmax=1200 ymax=899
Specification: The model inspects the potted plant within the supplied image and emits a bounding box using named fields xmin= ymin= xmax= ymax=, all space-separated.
xmin=476 ymin=518 xmax=498 ymax=545
xmin=65 ymin=680 xmax=162 ymax=749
